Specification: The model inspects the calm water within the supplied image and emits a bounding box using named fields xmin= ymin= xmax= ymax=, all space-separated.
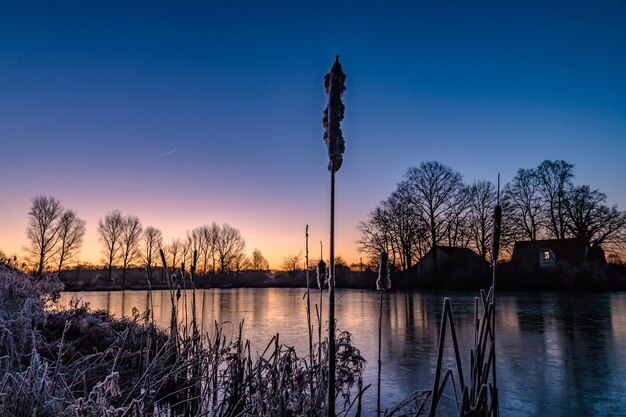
xmin=57 ymin=289 xmax=626 ymax=416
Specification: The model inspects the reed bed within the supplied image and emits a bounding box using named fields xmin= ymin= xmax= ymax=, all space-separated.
xmin=0 ymin=258 xmax=366 ymax=417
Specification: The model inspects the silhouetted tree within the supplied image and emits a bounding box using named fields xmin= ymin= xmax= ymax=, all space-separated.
xmin=98 ymin=210 xmax=124 ymax=283
xmin=443 ymin=185 xmax=472 ymax=248
xmin=537 ymin=160 xmax=574 ymax=239
xmin=143 ymin=226 xmax=162 ymax=282
xmin=233 ymin=252 xmax=250 ymax=273
xmin=357 ymin=206 xmax=394 ymax=267
xmin=167 ymin=238 xmax=182 ymax=270
xmin=251 ymin=248 xmax=269 ymax=271
xmin=180 ymin=235 xmax=192 ymax=273
xmin=356 ymin=185 xmax=428 ymax=272
xmin=503 ymin=168 xmax=543 ymax=241
xmin=468 ymin=180 xmax=497 ymax=260
xmin=202 ymin=223 xmax=220 ymax=274
xmin=384 ymin=184 xmax=425 ymax=270
xmin=404 ymin=161 xmax=463 ymax=281
xmin=565 ymin=185 xmax=626 ymax=249
xmin=282 ymin=252 xmax=302 ymax=277
xmin=119 ymin=215 xmax=142 ymax=287
xmin=357 ymin=159 xmax=624 ymax=265
xmin=187 ymin=227 xmax=204 ymax=272
xmin=55 ymin=209 xmax=86 ymax=274
xmin=215 ymin=223 xmax=246 ymax=273
xmin=25 ymin=195 xmax=63 ymax=275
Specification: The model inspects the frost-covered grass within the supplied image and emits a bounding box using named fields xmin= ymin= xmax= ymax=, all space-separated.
xmin=0 ymin=265 xmax=368 ymax=417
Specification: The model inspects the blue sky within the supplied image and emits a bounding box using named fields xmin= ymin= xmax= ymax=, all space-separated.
xmin=1 ymin=1 xmax=625 ymax=266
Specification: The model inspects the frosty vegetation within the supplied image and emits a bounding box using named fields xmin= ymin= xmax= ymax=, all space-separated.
xmin=0 ymin=263 xmax=370 ymax=417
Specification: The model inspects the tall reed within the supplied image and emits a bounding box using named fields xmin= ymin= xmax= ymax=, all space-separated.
xmin=376 ymin=250 xmax=391 ymax=417
xmin=323 ymin=55 xmax=346 ymax=417
xmin=317 ymin=251 xmax=327 ymax=362
xmin=306 ymin=225 xmax=314 ymax=366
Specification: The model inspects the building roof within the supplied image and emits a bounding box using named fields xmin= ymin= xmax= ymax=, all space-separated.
xmin=417 ymin=246 xmax=489 ymax=265
xmin=511 ymin=238 xmax=588 ymax=266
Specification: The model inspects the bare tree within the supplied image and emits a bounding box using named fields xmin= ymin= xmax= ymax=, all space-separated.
xmin=443 ymin=186 xmax=472 ymax=249
xmin=167 ymin=238 xmax=182 ymax=270
xmin=119 ymin=215 xmax=142 ymax=288
xmin=187 ymin=226 xmax=210 ymax=273
xmin=180 ymin=235 xmax=192 ymax=273
xmin=357 ymin=185 xmax=429 ymax=271
xmin=282 ymin=252 xmax=302 ymax=277
xmin=233 ymin=252 xmax=250 ymax=273
xmin=98 ymin=210 xmax=124 ymax=283
xmin=536 ymin=160 xmax=574 ymax=239
xmin=251 ymin=248 xmax=270 ymax=271
xmin=215 ymin=223 xmax=246 ymax=273
xmin=386 ymin=185 xmax=426 ymax=271
xmin=503 ymin=168 xmax=543 ymax=241
xmin=25 ymin=195 xmax=63 ymax=276
xmin=467 ymin=180 xmax=497 ymax=260
xmin=565 ymin=185 xmax=626 ymax=249
xmin=404 ymin=161 xmax=463 ymax=282
xmin=357 ymin=206 xmax=395 ymax=267
xmin=207 ymin=223 xmax=220 ymax=273
xmin=200 ymin=224 xmax=220 ymax=274
xmin=55 ymin=209 xmax=86 ymax=274
xmin=143 ymin=226 xmax=163 ymax=282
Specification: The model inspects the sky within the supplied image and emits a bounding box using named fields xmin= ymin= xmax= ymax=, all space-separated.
xmin=1 ymin=1 xmax=625 ymax=268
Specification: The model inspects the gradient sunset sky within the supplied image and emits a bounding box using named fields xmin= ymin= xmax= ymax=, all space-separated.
xmin=1 ymin=1 xmax=625 ymax=268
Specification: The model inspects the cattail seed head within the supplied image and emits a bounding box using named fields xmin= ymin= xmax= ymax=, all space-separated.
xmin=316 ymin=259 xmax=327 ymax=289
xmin=376 ymin=250 xmax=391 ymax=291
xmin=323 ymin=56 xmax=346 ymax=172
xmin=491 ymin=204 xmax=502 ymax=263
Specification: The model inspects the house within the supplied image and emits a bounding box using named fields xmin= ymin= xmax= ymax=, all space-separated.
xmin=410 ymin=246 xmax=490 ymax=289
xmin=511 ymin=238 xmax=605 ymax=268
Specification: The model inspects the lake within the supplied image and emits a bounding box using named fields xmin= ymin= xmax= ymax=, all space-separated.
xmin=57 ymin=289 xmax=626 ymax=416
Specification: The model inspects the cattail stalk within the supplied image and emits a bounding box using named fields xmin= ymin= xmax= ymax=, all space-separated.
xmin=328 ymin=166 xmax=336 ymax=417
xmin=490 ymin=173 xmax=502 ymax=416
xmin=317 ymin=251 xmax=326 ymax=360
xmin=305 ymin=225 xmax=313 ymax=367
xmin=324 ymin=55 xmax=346 ymax=417
xmin=376 ymin=250 xmax=390 ymax=417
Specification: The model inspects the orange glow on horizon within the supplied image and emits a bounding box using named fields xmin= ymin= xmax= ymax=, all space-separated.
xmin=0 ymin=198 xmax=365 ymax=271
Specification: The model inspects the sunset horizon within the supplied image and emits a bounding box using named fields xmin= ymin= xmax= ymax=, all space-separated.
xmin=2 ymin=2 xmax=626 ymax=416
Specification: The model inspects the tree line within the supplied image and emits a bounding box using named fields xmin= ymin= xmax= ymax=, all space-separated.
xmin=357 ymin=160 xmax=626 ymax=271
xmin=22 ymin=196 xmax=270 ymax=278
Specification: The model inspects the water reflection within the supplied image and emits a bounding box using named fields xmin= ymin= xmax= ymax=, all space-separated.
xmin=57 ymin=289 xmax=626 ymax=416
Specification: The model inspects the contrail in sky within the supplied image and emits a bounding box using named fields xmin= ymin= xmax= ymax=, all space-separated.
xmin=157 ymin=149 xmax=178 ymax=159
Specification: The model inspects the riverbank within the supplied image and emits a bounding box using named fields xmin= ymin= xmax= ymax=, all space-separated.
xmin=58 ymin=266 xmax=376 ymax=291
xmin=57 ymin=262 xmax=626 ymax=292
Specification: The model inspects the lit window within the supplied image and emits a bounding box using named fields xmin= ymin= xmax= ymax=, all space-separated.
xmin=544 ymin=251 xmax=550 ymax=260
